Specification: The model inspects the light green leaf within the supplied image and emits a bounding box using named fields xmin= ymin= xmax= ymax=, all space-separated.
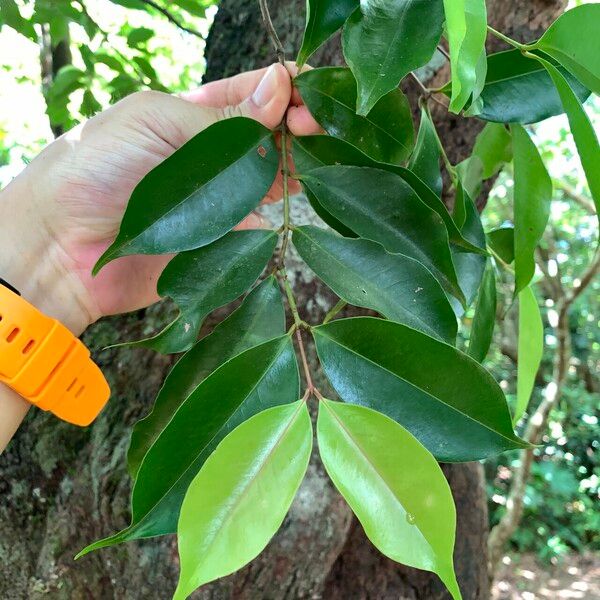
xmin=77 ymin=336 xmax=299 ymax=556
xmin=125 ymin=230 xmax=277 ymax=354
xmin=174 ymin=401 xmax=312 ymax=599
xmin=443 ymin=0 xmax=488 ymax=113
xmin=537 ymin=56 xmax=600 ymax=219
xmin=297 ymin=0 xmax=358 ymax=66
xmin=293 ymin=225 xmax=457 ymax=343
xmin=343 ymin=0 xmax=445 ymax=115
xmin=0 ymin=0 xmax=37 ymax=41
xmin=514 ymin=285 xmax=543 ymax=424
xmin=94 ymin=117 xmax=278 ymax=273
xmin=467 ymin=262 xmax=497 ymax=363
xmin=408 ymin=106 xmax=443 ymax=196
xmin=511 ymin=124 xmax=552 ymax=296
xmin=127 ymin=277 xmax=285 ymax=477
xmin=294 ymin=67 xmax=414 ymax=164
xmin=532 ymin=4 xmax=600 ymax=95
xmin=317 ymin=400 xmax=461 ymax=600
xmin=313 ymin=317 xmax=528 ymax=462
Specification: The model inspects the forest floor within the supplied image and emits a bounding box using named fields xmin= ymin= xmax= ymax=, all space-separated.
xmin=492 ymin=552 xmax=600 ymax=599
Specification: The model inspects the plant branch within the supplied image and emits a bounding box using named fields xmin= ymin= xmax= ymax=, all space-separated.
xmin=258 ymin=0 xmax=285 ymax=65
xmin=437 ymin=44 xmax=450 ymax=60
xmin=556 ymin=180 xmax=596 ymax=215
xmin=138 ymin=0 xmax=204 ymax=39
xmin=487 ymin=26 xmax=526 ymax=50
xmin=323 ymin=299 xmax=347 ymax=324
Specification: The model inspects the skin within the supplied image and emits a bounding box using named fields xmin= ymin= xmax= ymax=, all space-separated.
xmin=0 ymin=62 xmax=320 ymax=453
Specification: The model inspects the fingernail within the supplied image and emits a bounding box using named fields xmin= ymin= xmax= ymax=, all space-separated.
xmin=252 ymin=64 xmax=279 ymax=108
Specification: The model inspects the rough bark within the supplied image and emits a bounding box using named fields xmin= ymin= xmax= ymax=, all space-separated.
xmin=0 ymin=0 xmax=566 ymax=598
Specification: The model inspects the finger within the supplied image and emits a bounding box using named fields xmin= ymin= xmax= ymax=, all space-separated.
xmin=286 ymin=62 xmax=313 ymax=106
xmin=287 ymin=105 xmax=323 ymax=137
xmin=235 ymin=211 xmax=271 ymax=230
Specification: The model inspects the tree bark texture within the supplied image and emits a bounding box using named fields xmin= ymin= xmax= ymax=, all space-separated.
xmin=0 ymin=0 xmax=565 ymax=598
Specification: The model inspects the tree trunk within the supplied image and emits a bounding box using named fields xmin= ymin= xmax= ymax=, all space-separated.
xmin=0 ymin=1 xmax=565 ymax=598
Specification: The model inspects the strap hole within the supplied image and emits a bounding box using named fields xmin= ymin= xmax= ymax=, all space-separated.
xmin=7 ymin=328 xmax=19 ymax=343
xmin=75 ymin=386 xmax=85 ymax=398
xmin=22 ymin=340 xmax=35 ymax=354
xmin=67 ymin=379 xmax=77 ymax=392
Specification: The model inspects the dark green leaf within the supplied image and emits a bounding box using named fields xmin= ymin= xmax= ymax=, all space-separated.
xmin=175 ymin=402 xmax=312 ymax=599
xmin=342 ymin=0 xmax=444 ymax=115
xmin=467 ymin=263 xmax=497 ymax=363
xmin=300 ymin=165 xmax=464 ymax=304
xmin=293 ymin=226 xmax=457 ymax=343
xmin=297 ymin=0 xmax=358 ymax=66
xmin=127 ymin=276 xmax=285 ymax=477
xmin=318 ymin=400 xmax=461 ymax=600
xmin=77 ymin=336 xmax=299 ymax=556
xmin=313 ymin=317 xmax=527 ymax=462
xmin=94 ymin=117 xmax=279 ymax=273
xmin=128 ymin=230 xmax=277 ymax=354
xmin=80 ymin=89 xmax=101 ymax=117
xmin=294 ymin=67 xmax=414 ymax=164
xmin=487 ymin=227 xmax=515 ymax=264
xmin=511 ymin=124 xmax=552 ymax=295
xmin=408 ymin=106 xmax=442 ymax=196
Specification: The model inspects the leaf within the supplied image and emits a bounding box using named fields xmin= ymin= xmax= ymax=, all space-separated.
xmin=471 ymin=49 xmax=591 ymax=124
xmin=299 ymin=165 xmax=464 ymax=303
xmin=511 ymin=124 xmax=552 ymax=296
xmin=297 ymin=0 xmax=358 ymax=67
xmin=0 ymin=0 xmax=37 ymax=41
xmin=77 ymin=336 xmax=299 ymax=556
xmin=408 ymin=106 xmax=443 ymax=196
xmin=443 ymin=0 xmax=488 ymax=113
xmin=487 ymin=227 xmax=515 ymax=265
xmin=127 ymin=277 xmax=285 ymax=477
xmin=293 ymin=225 xmax=457 ymax=343
xmin=342 ymin=0 xmax=445 ymax=115
xmin=538 ymin=56 xmax=600 ymax=219
xmin=127 ymin=26 xmax=154 ymax=46
xmin=174 ymin=402 xmax=312 ymax=599
xmin=514 ymin=285 xmax=543 ymax=424
xmin=467 ymin=262 xmax=497 ymax=363
xmin=317 ymin=400 xmax=461 ymax=600
xmin=532 ymin=4 xmax=600 ymax=95
xmin=294 ymin=67 xmax=414 ymax=164
xmin=93 ymin=117 xmax=279 ymax=273
xmin=313 ymin=317 xmax=527 ymax=462
xmin=126 ymin=230 xmax=277 ymax=354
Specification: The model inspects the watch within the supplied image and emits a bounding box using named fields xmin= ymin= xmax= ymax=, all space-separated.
xmin=0 ymin=279 xmax=110 ymax=425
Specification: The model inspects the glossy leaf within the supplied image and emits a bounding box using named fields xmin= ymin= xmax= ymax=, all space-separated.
xmin=487 ymin=227 xmax=515 ymax=265
xmin=174 ymin=402 xmax=312 ymax=599
xmin=294 ymin=67 xmax=414 ymax=164
xmin=443 ymin=0 xmax=488 ymax=113
xmin=539 ymin=57 xmax=600 ymax=218
xmin=467 ymin=263 xmax=497 ymax=363
xmin=313 ymin=317 xmax=527 ymax=462
xmin=297 ymin=0 xmax=358 ymax=66
xmin=514 ymin=286 xmax=543 ymax=424
xmin=77 ymin=336 xmax=299 ymax=556
xmin=299 ymin=165 xmax=464 ymax=303
xmin=293 ymin=225 xmax=457 ymax=343
xmin=127 ymin=277 xmax=285 ymax=477
xmin=532 ymin=4 xmax=600 ymax=95
xmin=342 ymin=0 xmax=445 ymax=115
xmin=318 ymin=400 xmax=461 ymax=600
xmin=511 ymin=124 xmax=552 ymax=296
xmin=470 ymin=49 xmax=590 ymax=124
xmin=127 ymin=230 xmax=277 ymax=354
xmin=408 ymin=106 xmax=443 ymax=196
xmin=93 ymin=117 xmax=279 ymax=273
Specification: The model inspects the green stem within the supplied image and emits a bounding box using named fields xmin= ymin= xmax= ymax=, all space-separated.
xmin=424 ymin=103 xmax=457 ymax=185
xmin=280 ymin=272 xmax=302 ymax=326
xmin=487 ymin=26 xmax=527 ymax=51
xmin=323 ymin=299 xmax=347 ymax=324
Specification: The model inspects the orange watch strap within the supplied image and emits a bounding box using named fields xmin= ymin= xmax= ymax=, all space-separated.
xmin=0 ymin=284 xmax=110 ymax=426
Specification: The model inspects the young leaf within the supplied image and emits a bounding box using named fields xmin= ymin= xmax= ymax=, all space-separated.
xmin=294 ymin=67 xmax=414 ymax=164
xmin=443 ymin=0 xmax=488 ymax=113
xmin=127 ymin=276 xmax=285 ymax=477
xmin=77 ymin=336 xmax=299 ymax=556
xmin=313 ymin=317 xmax=527 ymax=462
xmin=511 ymin=124 xmax=552 ymax=296
xmin=317 ymin=400 xmax=461 ymax=600
xmin=126 ymin=230 xmax=277 ymax=354
xmin=299 ymin=165 xmax=464 ymax=303
xmin=297 ymin=0 xmax=358 ymax=67
xmin=514 ymin=285 xmax=543 ymax=424
xmin=467 ymin=263 xmax=497 ymax=363
xmin=538 ymin=57 xmax=600 ymax=219
xmin=408 ymin=106 xmax=443 ymax=196
xmin=487 ymin=227 xmax=515 ymax=264
xmin=342 ymin=0 xmax=445 ymax=115
xmin=531 ymin=4 xmax=600 ymax=95
xmin=293 ymin=225 xmax=457 ymax=343
xmin=174 ymin=401 xmax=312 ymax=599
xmin=93 ymin=117 xmax=279 ymax=273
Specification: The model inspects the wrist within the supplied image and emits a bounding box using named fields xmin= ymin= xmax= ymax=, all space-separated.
xmin=0 ymin=180 xmax=92 ymax=336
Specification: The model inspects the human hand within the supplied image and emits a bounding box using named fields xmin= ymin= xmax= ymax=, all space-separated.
xmin=0 ymin=63 xmax=319 ymax=336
